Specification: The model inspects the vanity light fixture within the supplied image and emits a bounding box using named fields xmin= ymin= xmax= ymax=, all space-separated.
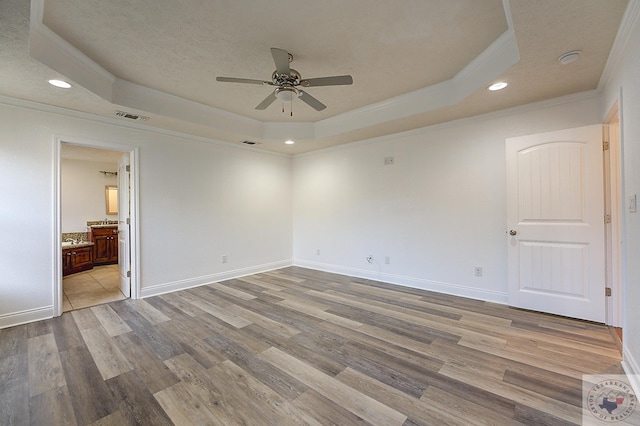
xmin=488 ymin=81 xmax=508 ymax=91
xmin=48 ymin=79 xmax=72 ymax=89
xmin=285 ymin=140 xmax=295 ymax=145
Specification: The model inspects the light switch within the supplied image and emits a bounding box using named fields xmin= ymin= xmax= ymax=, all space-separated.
xmin=629 ymin=194 xmax=637 ymax=213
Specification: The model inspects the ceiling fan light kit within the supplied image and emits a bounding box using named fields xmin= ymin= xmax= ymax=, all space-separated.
xmin=275 ymin=87 xmax=300 ymax=102
xmin=216 ymin=47 xmax=353 ymax=114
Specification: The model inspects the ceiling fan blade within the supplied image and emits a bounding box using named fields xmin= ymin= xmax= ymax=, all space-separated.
xmin=216 ymin=76 xmax=271 ymax=85
xmin=255 ymin=91 xmax=277 ymax=110
xmin=271 ymin=48 xmax=291 ymax=75
xmin=298 ymin=90 xmax=327 ymax=111
xmin=300 ymin=75 xmax=353 ymax=87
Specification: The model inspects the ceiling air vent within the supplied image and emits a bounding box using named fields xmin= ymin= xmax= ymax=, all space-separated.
xmin=116 ymin=110 xmax=149 ymax=121
xmin=241 ymin=140 xmax=262 ymax=146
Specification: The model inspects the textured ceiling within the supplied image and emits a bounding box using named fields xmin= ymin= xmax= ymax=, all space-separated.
xmin=41 ymin=0 xmax=507 ymax=121
xmin=0 ymin=0 xmax=631 ymax=154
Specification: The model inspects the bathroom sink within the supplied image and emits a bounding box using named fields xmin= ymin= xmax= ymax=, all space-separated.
xmin=62 ymin=241 xmax=74 ymax=246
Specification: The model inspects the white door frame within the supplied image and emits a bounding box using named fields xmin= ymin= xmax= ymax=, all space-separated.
xmin=604 ymin=104 xmax=623 ymax=327
xmin=53 ymin=136 xmax=141 ymax=317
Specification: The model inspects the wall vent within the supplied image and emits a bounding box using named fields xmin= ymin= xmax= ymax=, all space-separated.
xmin=116 ymin=110 xmax=149 ymax=121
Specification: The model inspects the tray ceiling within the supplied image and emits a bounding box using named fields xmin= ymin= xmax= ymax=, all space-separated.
xmin=0 ymin=0 xmax=630 ymax=154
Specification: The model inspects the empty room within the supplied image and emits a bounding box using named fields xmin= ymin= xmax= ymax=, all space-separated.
xmin=1 ymin=0 xmax=639 ymax=425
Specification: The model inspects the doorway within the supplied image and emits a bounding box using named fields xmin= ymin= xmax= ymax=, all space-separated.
xmin=54 ymin=137 xmax=139 ymax=316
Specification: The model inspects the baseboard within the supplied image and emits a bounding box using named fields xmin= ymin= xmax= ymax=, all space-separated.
xmin=0 ymin=305 xmax=53 ymax=329
xmin=293 ymin=259 xmax=509 ymax=304
xmin=140 ymin=259 xmax=293 ymax=298
xmin=622 ymin=344 xmax=640 ymax=396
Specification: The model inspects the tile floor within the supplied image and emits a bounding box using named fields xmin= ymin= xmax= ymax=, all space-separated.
xmin=62 ymin=264 xmax=127 ymax=311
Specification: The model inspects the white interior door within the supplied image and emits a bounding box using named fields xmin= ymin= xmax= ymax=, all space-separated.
xmin=117 ymin=154 xmax=131 ymax=297
xmin=506 ymin=125 xmax=605 ymax=322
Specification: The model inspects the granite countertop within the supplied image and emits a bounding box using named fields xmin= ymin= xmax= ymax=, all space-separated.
xmin=86 ymin=220 xmax=118 ymax=227
xmin=62 ymin=242 xmax=95 ymax=249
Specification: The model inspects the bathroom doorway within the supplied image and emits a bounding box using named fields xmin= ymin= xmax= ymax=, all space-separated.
xmin=55 ymin=138 xmax=139 ymax=316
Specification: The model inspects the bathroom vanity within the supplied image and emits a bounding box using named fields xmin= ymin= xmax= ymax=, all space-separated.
xmin=62 ymin=243 xmax=94 ymax=276
xmin=88 ymin=225 xmax=119 ymax=265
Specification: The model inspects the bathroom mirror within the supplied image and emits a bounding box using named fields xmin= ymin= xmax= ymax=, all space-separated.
xmin=105 ymin=185 xmax=118 ymax=215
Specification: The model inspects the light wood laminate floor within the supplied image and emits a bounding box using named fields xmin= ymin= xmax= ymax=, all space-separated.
xmin=0 ymin=267 xmax=626 ymax=425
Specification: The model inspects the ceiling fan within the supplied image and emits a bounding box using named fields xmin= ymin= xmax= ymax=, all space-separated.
xmin=216 ymin=48 xmax=353 ymax=113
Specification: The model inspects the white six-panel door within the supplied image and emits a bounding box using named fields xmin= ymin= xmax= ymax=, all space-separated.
xmin=506 ymin=125 xmax=605 ymax=322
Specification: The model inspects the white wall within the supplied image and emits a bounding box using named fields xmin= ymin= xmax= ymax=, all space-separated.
xmin=292 ymin=96 xmax=602 ymax=302
xmin=0 ymin=102 xmax=292 ymax=326
xmin=61 ymin=158 xmax=118 ymax=233
xmin=602 ymin=4 xmax=640 ymax=386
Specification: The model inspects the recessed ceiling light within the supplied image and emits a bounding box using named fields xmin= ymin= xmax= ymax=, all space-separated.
xmin=48 ymin=79 xmax=72 ymax=89
xmin=488 ymin=82 xmax=508 ymax=91
xmin=284 ymin=140 xmax=295 ymax=145
xmin=558 ymin=50 xmax=581 ymax=65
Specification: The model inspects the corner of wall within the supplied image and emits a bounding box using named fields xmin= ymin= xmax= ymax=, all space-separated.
xmin=622 ymin=344 xmax=640 ymax=395
xmin=140 ymin=259 xmax=293 ymax=298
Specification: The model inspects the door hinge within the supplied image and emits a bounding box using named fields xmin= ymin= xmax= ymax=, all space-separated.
xmin=126 ymin=270 xmax=131 ymax=278
xmin=126 ymin=165 xmax=130 ymax=172
xmin=603 ymin=140 xmax=610 ymax=151
xmin=605 ymin=287 xmax=612 ymax=297
xmin=605 ymin=214 xmax=611 ymax=224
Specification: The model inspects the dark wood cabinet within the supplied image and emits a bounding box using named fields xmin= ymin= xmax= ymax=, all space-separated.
xmin=88 ymin=226 xmax=118 ymax=265
xmin=62 ymin=246 xmax=94 ymax=276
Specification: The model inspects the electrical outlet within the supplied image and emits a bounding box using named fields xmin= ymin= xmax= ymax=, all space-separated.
xmin=316 ymin=248 xmax=320 ymax=255
xmin=221 ymin=255 xmax=228 ymax=264
xmin=474 ymin=266 xmax=482 ymax=277
xmin=384 ymin=156 xmax=395 ymax=166
xmin=385 ymin=256 xmax=390 ymax=264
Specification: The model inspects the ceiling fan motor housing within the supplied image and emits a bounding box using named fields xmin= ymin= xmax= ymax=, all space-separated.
xmin=272 ymin=69 xmax=301 ymax=86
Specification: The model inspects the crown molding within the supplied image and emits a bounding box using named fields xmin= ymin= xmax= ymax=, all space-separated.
xmin=598 ymin=0 xmax=640 ymax=91
xmin=0 ymin=94 xmax=290 ymax=158
xmin=296 ymin=90 xmax=601 ymax=158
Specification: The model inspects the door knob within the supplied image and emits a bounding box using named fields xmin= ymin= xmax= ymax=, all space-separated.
xmin=509 ymin=229 xmax=517 ymax=236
